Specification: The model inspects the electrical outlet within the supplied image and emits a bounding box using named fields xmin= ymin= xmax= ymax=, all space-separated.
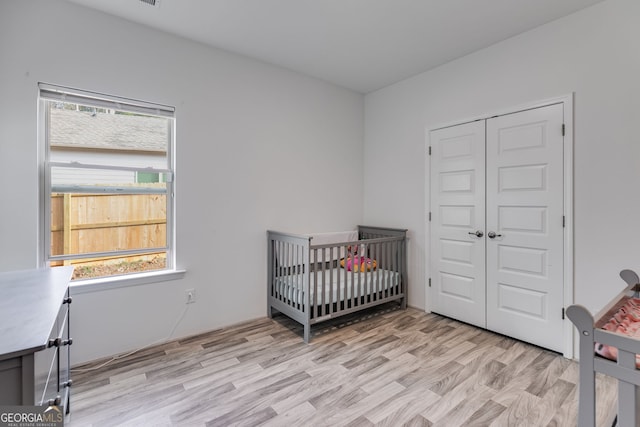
xmin=185 ymin=288 xmax=196 ymax=304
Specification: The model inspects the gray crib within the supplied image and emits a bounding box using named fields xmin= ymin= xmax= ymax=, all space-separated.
xmin=267 ymin=225 xmax=407 ymax=343
xmin=567 ymin=281 xmax=640 ymax=427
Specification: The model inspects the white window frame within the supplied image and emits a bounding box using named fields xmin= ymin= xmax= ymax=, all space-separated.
xmin=38 ymin=83 xmax=184 ymax=291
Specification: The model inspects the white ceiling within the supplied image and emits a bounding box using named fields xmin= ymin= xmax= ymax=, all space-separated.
xmin=66 ymin=0 xmax=605 ymax=93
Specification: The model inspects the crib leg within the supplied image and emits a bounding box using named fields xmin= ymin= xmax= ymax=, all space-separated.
xmin=401 ymin=297 xmax=407 ymax=310
xmin=618 ymin=350 xmax=638 ymax=427
xmin=303 ymin=323 xmax=310 ymax=343
xmin=567 ymin=306 xmax=596 ymax=427
xmin=267 ymin=304 xmax=273 ymax=319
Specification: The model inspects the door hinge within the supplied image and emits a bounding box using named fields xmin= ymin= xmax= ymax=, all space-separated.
xmin=562 ymin=215 xmax=565 ymax=228
xmin=562 ymin=124 xmax=565 ymax=136
xmin=428 ymin=278 xmax=432 ymax=287
xmin=562 ymin=307 xmax=565 ymax=319
xmin=428 ymin=146 xmax=432 ymax=156
xmin=428 ymin=211 xmax=432 ymax=222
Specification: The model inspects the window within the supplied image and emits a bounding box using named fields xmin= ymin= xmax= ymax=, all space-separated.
xmin=39 ymin=84 xmax=175 ymax=281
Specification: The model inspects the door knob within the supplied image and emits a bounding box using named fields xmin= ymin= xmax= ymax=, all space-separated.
xmin=488 ymin=231 xmax=502 ymax=239
xmin=468 ymin=230 xmax=484 ymax=238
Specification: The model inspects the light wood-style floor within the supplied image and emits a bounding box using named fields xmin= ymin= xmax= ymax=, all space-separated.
xmin=67 ymin=304 xmax=617 ymax=426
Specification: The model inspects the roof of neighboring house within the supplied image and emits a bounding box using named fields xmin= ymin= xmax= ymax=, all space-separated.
xmin=50 ymin=108 xmax=168 ymax=152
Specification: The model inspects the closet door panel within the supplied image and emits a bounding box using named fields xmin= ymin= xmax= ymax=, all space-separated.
xmin=485 ymin=104 xmax=564 ymax=352
xmin=430 ymin=121 xmax=486 ymax=328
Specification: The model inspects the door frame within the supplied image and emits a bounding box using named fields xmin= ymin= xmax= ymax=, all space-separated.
xmin=425 ymin=94 xmax=574 ymax=358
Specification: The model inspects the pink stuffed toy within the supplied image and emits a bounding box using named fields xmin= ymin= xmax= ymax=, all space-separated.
xmin=341 ymin=255 xmax=377 ymax=272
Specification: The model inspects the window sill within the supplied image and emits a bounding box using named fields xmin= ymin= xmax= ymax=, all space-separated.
xmin=69 ymin=269 xmax=186 ymax=295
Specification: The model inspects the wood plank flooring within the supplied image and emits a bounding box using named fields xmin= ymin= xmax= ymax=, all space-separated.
xmin=67 ymin=304 xmax=617 ymax=426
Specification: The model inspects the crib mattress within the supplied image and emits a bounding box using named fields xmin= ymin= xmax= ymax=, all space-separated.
xmin=274 ymin=268 xmax=401 ymax=306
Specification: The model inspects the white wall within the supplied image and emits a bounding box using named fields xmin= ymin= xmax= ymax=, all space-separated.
xmin=364 ymin=0 xmax=640 ymax=315
xmin=0 ymin=0 xmax=364 ymax=364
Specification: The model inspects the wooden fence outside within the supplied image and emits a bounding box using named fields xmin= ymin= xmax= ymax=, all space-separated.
xmin=51 ymin=193 xmax=167 ymax=265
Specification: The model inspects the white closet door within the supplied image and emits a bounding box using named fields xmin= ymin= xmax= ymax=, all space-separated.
xmin=430 ymin=121 xmax=486 ymax=328
xmin=485 ymin=104 xmax=565 ymax=352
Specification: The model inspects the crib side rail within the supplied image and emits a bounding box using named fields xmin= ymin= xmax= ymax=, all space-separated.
xmin=308 ymin=232 xmax=407 ymax=320
xmin=358 ymin=226 xmax=408 ymax=307
xmin=267 ymin=230 xmax=311 ymax=324
xmin=568 ymin=303 xmax=640 ymax=427
xmin=363 ymin=227 xmax=407 ymax=304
